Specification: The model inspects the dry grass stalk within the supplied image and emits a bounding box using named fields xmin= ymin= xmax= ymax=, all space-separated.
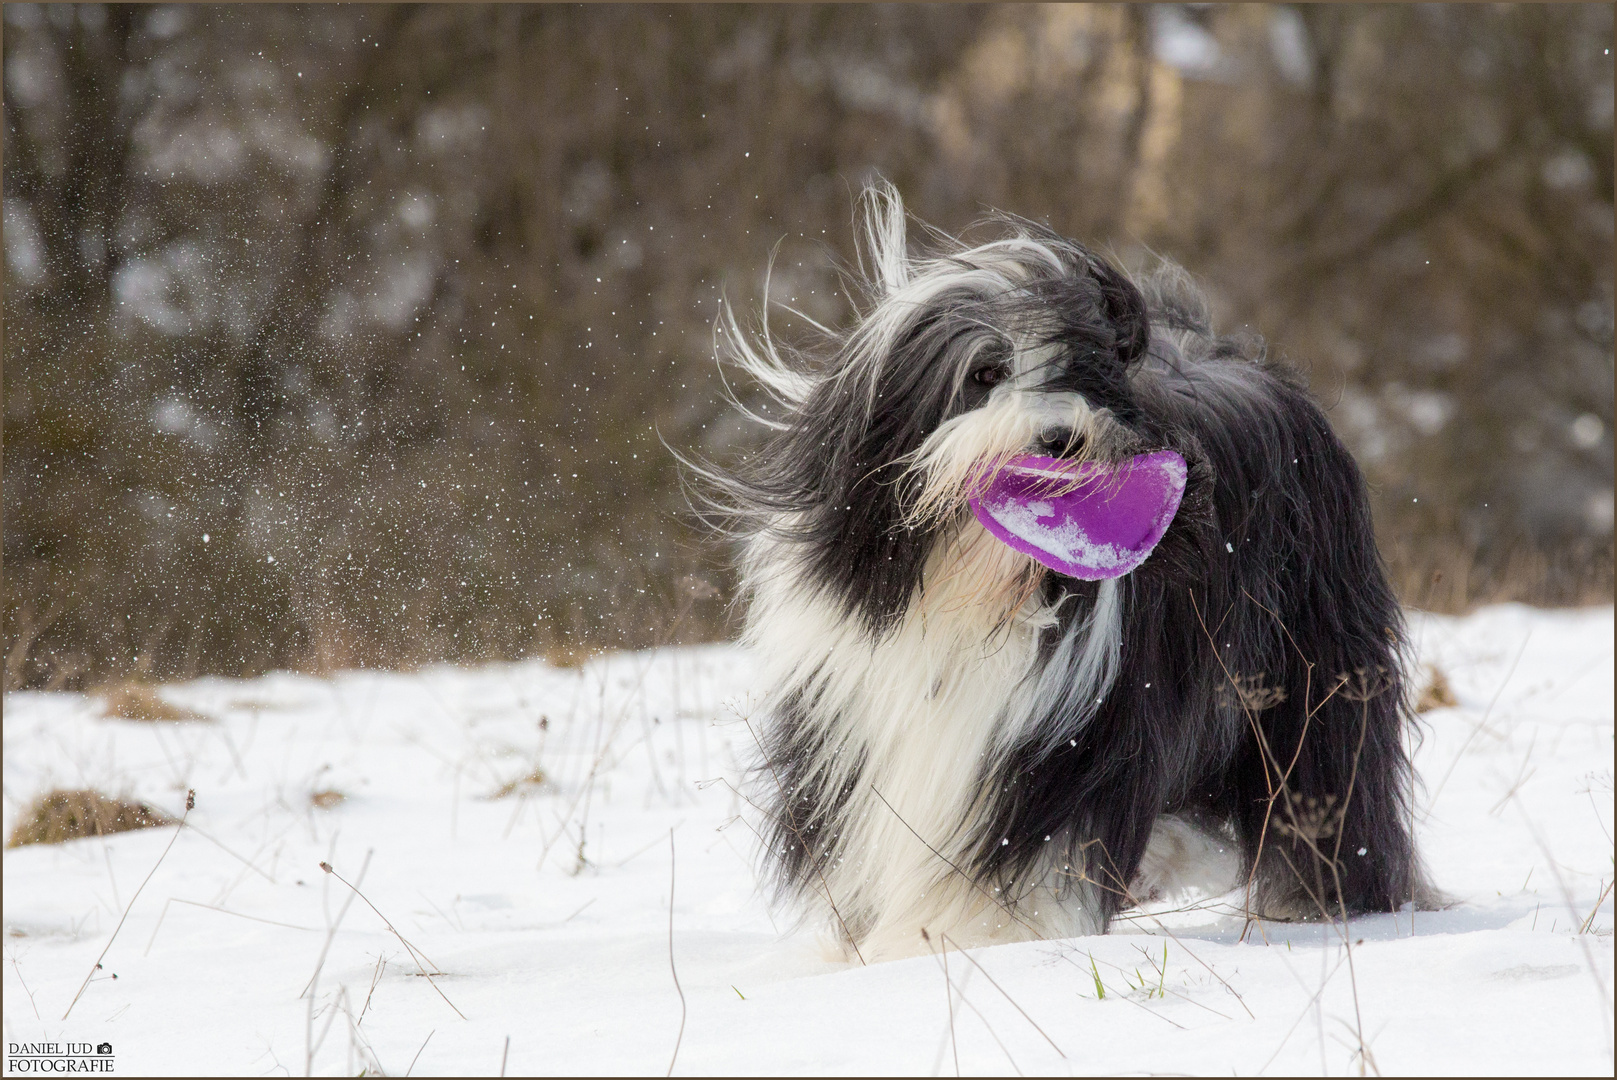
xmin=7 ymin=789 xmax=176 ymax=848
xmin=666 ymin=829 xmax=686 ymax=1078
xmin=101 ymin=682 xmax=211 ymax=723
xmin=405 ymin=1030 xmax=435 ymax=1077
xmin=63 ymin=790 xmax=194 ymax=1019
xmin=923 ymin=929 xmax=961 ymax=1077
xmin=318 ymin=860 xmax=467 ymax=1021
xmin=1580 ymin=880 xmax=1614 ymax=935
xmin=939 ymin=931 xmax=1067 ymax=1059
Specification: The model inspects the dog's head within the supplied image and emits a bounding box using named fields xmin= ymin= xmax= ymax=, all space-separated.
xmin=711 ymin=184 xmax=1195 ymax=636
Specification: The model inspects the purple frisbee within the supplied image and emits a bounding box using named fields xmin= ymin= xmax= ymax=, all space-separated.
xmin=967 ymin=450 xmax=1187 ymax=580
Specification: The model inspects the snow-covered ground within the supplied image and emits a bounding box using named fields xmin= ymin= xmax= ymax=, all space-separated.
xmin=3 ymin=603 xmax=1612 ymax=1076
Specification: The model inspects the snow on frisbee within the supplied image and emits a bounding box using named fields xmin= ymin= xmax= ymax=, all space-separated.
xmin=968 ymin=450 xmax=1187 ymax=579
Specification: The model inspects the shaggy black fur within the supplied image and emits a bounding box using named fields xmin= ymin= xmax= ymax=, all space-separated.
xmin=982 ymin=292 xmax=1428 ymax=922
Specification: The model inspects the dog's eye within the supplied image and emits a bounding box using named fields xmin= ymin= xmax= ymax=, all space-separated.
xmin=972 ymin=365 xmax=1006 ymax=387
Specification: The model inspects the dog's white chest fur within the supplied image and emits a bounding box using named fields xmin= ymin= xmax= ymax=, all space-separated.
xmin=744 ymin=523 xmax=1107 ymax=958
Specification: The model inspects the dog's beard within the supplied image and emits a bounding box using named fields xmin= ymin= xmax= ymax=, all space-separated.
xmin=893 ymin=329 xmax=1142 ymax=524
xmin=887 ymin=368 xmax=1133 ymax=632
xmin=912 ymin=518 xmax=1046 ymax=637
xmin=895 ymin=390 xmax=1105 ymax=527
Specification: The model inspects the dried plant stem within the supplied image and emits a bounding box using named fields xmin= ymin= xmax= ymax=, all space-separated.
xmin=925 ymin=930 xmax=961 ymax=1078
xmin=1514 ymin=802 xmax=1614 ymax=1058
xmin=175 ymin=819 xmax=277 ymax=883
xmin=541 ymin=588 xmax=708 ymax=873
xmin=1262 ymin=690 xmax=1378 ymax=1077
xmin=1260 ymin=952 xmax=1351 ymax=1074
xmin=303 ymin=849 xmax=373 ymax=1077
xmin=358 ymin=954 xmax=386 ymax=1026
xmin=666 ymin=829 xmax=687 ymax=1077
xmin=307 ymin=984 xmax=355 ymax=1073
xmin=1328 ymin=695 xmax=1376 ymax=1074
xmin=146 ymin=896 xmax=322 ymax=956
xmin=1580 ymin=879 xmax=1614 ymax=934
xmin=940 ymin=932 xmax=1066 ymax=1059
xmin=319 ymin=861 xmax=467 ymax=1021
xmin=931 ymin=963 xmax=1026 ymax=1075
xmin=1189 ymin=590 xmax=1282 ymax=924
xmin=64 ymin=789 xmax=194 ymax=1020
xmin=301 ymin=850 xmax=373 ymax=998
xmin=1408 ymin=729 xmax=1419 ymax=935
xmin=8 ymin=950 xmax=42 ymax=1021
xmin=1193 ymin=587 xmax=1343 ymax=938
xmin=404 ymin=1029 xmax=434 ymax=1076
xmin=1430 ymin=630 xmax=1531 ymax=803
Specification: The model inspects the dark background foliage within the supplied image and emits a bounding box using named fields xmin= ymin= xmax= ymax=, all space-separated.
xmin=5 ymin=3 xmax=1612 ymax=690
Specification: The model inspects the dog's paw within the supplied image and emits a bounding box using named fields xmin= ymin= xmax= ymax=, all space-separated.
xmin=1129 ymin=815 xmax=1241 ymax=906
xmin=1244 ymin=877 xmax=1452 ymax=922
xmin=1243 ymin=889 xmax=1322 ymax=922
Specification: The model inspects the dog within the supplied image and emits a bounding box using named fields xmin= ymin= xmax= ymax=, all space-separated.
xmin=696 ymin=183 xmax=1437 ymax=960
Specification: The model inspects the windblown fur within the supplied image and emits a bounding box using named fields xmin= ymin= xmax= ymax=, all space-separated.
xmin=693 ymin=184 xmax=1437 ymax=960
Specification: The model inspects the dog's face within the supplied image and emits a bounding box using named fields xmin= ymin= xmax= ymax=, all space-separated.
xmin=724 ymin=191 xmax=1175 ymax=636
xmin=889 ymin=244 xmax=1157 ymax=533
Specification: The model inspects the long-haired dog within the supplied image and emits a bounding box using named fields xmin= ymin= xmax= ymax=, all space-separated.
xmin=695 ymin=184 xmax=1437 ymax=960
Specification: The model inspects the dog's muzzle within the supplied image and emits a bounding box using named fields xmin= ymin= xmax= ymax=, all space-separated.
xmin=1037 ymin=427 xmax=1085 ymax=458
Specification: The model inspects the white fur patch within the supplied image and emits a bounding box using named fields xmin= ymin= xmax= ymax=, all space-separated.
xmin=744 ymin=521 xmax=1125 ymax=959
xmin=1128 ymin=815 xmax=1242 ymax=905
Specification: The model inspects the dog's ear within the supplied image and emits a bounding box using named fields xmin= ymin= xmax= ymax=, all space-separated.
xmin=860 ymin=181 xmax=911 ymax=296
xmin=1091 ymin=260 xmax=1150 ymax=366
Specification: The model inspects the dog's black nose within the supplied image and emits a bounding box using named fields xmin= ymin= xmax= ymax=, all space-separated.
xmin=1038 ymin=429 xmax=1084 ymax=457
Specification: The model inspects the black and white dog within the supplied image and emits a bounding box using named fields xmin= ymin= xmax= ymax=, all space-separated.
xmin=699 ymin=184 xmax=1436 ymax=960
